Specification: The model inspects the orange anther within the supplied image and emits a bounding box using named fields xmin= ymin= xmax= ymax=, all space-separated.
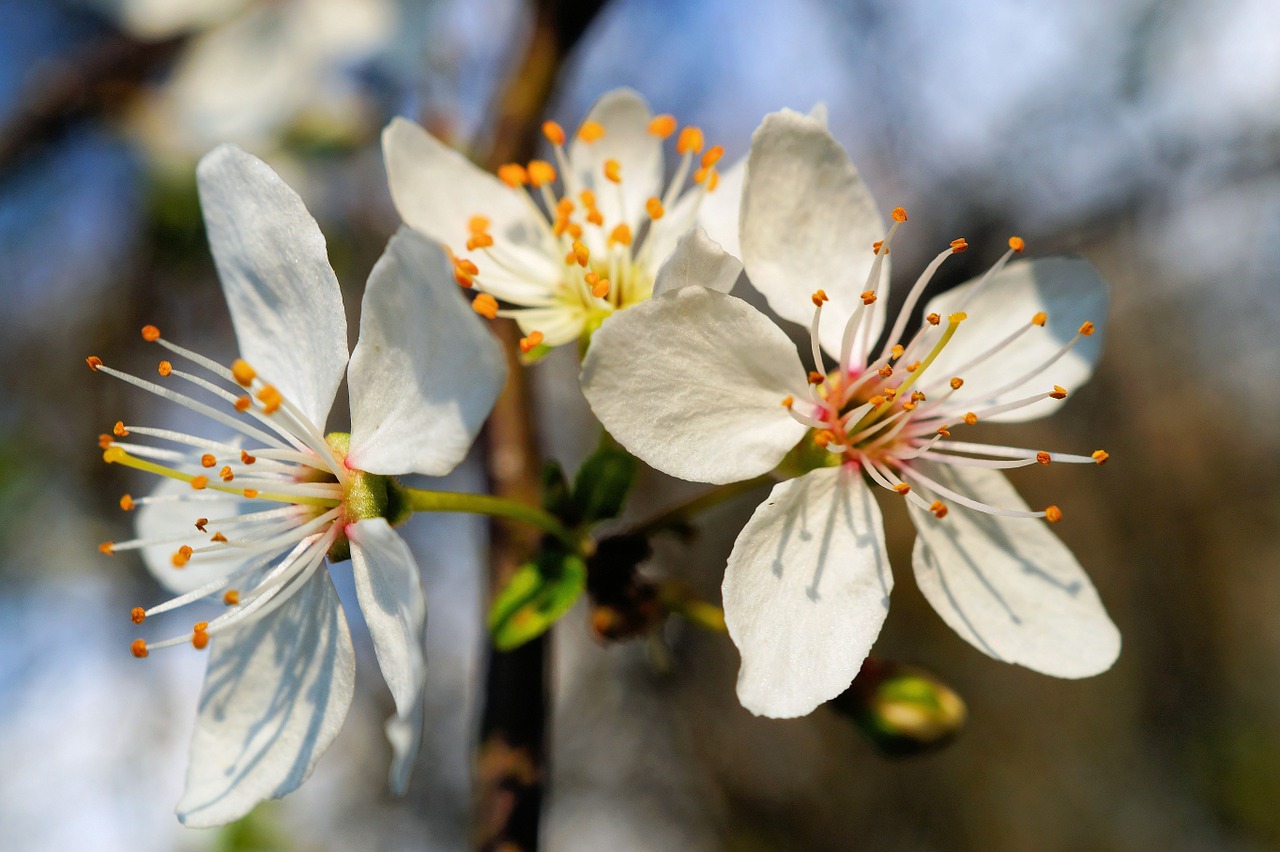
xmin=926 ymin=312 xmax=941 ymax=326
xmin=950 ymin=238 xmax=969 ymax=253
xmin=552 ymin=219 xmax=569 ymax=239
xmin=700 ymin=145 xmax=725 ymax=169
xmin=808 ymin=371 xmax=826 ymax=385
xmin=950 ymin=377 xmax=964 ymax=390
xmin=192 ymin=630 xmax=209 ymax=650
xmin=579 ymin=189 xmax=597 ymax=208
xmin=578 ymin=120 xmax=605 ymax=143
xmin=242 ymin=489 xmax=259 ymax=499
xmin=883 ymin=387 xmax=898 ymax=400
xmin=676 ymin=126 xmax=704 ymax=155
xmin=201 ymin=453 xmax=216 ymax=468
xmin=466 ymin=233 xmax=495 ymax=251
xmin=583 ymin=272 xmax=600 ymax=286
xmin=1008 ymin=236 xmax=1025 ymax=253
xmin=210 ymin=531 xmax=228 ymax=543
xmin=542 ymin=120 xmax=566 ymax=146
xmin=1092 ymin=449 xmax=1110 ymax=465
xmin=157 ymin=360 xmax=172 ymax=377
xmin=85 ymin=356 xmax=103 ymax=371
xmin=603 ymin=159 xmax=622 ymax=183
xmin=568 ymin=223 xmax=583 ymax=238
xmin=468 ymin=215 xmax=491 ymax=235
xmin=234 ymin=395 xmax=252 ymax=412
xmin=861 ymin=290 xmax=877 ymax=305
xmin=257 ymin=385 xmax=283 ymax=414
xmin=1044 ymin=505 xmax=1063 ymax=523
xmin=905 ymin=361 xmax=921 ymax=373
xmin=190 ymin=476 xmax=209 ymax=490
xmin=891 ymin=207 xmax=908 ymax=222
xmin=231 ymin=359 xmax=256 ymax=386
xmin=645 ymin=197 xmax=665 ymax=220
xmin=131 ymin=639 xmax=149 ymax=659
xmin=171 ymin=548 xmax=190 ymax=568
xmin=781 ymin=396 xmax=794 ymax=409
xmin=911 ymin=391 xmax=926 ymax=402
xmin=472 ymin=293 xmax=499 ymax=319
xmin=141 ymin=325 xmax=161 ymax=342
xmin=894 ymin=483 xmax=911 ymax=495
xmin=878 ymin=365 xmax=894 ymax=378
xmin=586 ymin=209 xmax=604 ymax=226
xmin=113 ymin=421 xmax=129 ymax=437
xmin=195 ymin=518 xmax=208 ymax=532
xmin=1032 ymin=311 xmax=1047 ymax=327
xmin=890 ymin=344 xmax=905 ymax=359
xmin=902 ymin=401 xmax=917 ymax=411
xmin=98 ymin=434 xmax=113 ymax=449
xmin=527 ymin=160 xmax=557 ymax=187
xmin=811 ymin=289 xmax=829 ymax=306
xmin=872 ymin=240 xmax=885 ymax=254
xmin=1078 ymin=321 xmax=1095 ymax=336
xmin=707 ymin=170 xmax=720 ymax=192
xmin=868 ymin=395 xmax=886 ymax=407
xmin=591 ymin=279 xmax=611 ymax=298
xmin=963 ymin=412 xmax=978 ymax=425
xmin=240 ymin=450 xmax=256 ymax=465
xmin=1049 ymin=385 xmax=1068 ymax=400
xmin=497 ymin=163 xmax=527 ymax=187
xmin=223 ymin=589 xmax=240 ymax=605
xmin=131 ymin=607 xmax=146 ymax=624
xmin=930 ymin=500 xmax=948 ymax=519
xmin=98 ymin=541 xmax=114 ymax=555
xmin=1036 ymin=451 xmax=1051 ymax=465
xmin=948 ymin=311 xmax=968 ymax=323
xmin=572 ymin=240 xmax=590 ymax=267
xmin=648 ymin=115 xmax=677 ymax=138
xmin=692 ymin=167 xmax=709 ymax=185
xmin=219 ymin=466 xmax=234 ymax=482
xmin=119 ymin=494 xmax=135 ymax=511
xmin=936 ymin=426 xmax=951 ymax=437
xmin=813 ymin=430 xmax=834 ymax=448
xmin=608 ymin=224 xmax=632 ymax=246
xmin=519 ymin=331 xmax=545 ymax=354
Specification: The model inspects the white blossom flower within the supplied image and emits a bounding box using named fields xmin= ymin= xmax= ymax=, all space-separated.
xmin=581 ymin=110 xmax=1119 ymax=719
xmin=90 ymin=145 xmax=505 ymax=824
xmin=382 ymin=88 xmax=746 ymax=351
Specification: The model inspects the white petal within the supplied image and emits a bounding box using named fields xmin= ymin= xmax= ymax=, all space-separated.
xmin=920 ymin=257 xmax=1108 ymax=421
xmin=177 ymin=568 xmax=355 ymax=827
xmin=581 ymin=287 xmax=807 ymax=484
xmin=381 ymin=118 xmax=562 ymax=298
xmin=907 ymin=462 xmax=1120 ymax=677
xmin=651 ymin=228 xmax=742 ymax=297
xmin=644 ymin=154 xmax=746 ymax=274
xmin=723 ymin=467 xmax=892 ymax=718
xmin=567 ymin=89 xmax=662 ymax=244
xmin=739 ymin=110 xmax=886 ymax=356
xmin=196 ymin=145 xmax=348 ymax=427
xmin=347 ymin=229 xmax=506 ymax=477
xmin=136 ymin=475 xmax=247 ymax=594
xmin=349 ymin=518 xmax=426 ymax=795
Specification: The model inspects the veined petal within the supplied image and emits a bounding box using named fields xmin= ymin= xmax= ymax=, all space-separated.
xmin=347 ymin=229 xmax=506 ymax=477
xmin=196 ymin=145 xmax=348 ymax=428
xmin=349 ymin=518 xmax=426 ymax=795
xmin=136 ymin=475 xmax=248 ymax=594
xmin=651 ymin=228 xmax=742 ymax=297
xmin=567 ymin=89 xmax=662 ymax=247
xmin=740 ymin=109 xmax=886 ymax=357
xmin=581 ymin=287 xmax=807 ymax=484
xmin=723 ymin=467 xmax=892 ymax=718
xmin=177 ymin=568 xmax=355 ymax=827
xmin=920 ymin=257 xmax=1108 ymax=421
xmin=382 ymin=117 xmax=562 ymax=295
xmin=907 ymin=463 xmax=1120 ymax=678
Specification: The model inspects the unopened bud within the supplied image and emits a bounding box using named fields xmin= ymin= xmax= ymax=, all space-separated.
xmin=830 ymin=658 xmax=967 ymax=756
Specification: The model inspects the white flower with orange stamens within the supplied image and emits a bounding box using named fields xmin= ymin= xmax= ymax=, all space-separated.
xmin=581 ymin=110 xmax=1119 ymax=719
xmin=381 ymin=88 xmax=745 ymax=351
xmin=90 ymin=145 xmax=505 ymax=824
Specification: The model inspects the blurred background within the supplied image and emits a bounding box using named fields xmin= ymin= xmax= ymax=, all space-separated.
xmin=2 ymin=0 xmax=1278 ymax=849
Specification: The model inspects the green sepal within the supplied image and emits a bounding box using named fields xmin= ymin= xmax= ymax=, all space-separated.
xmin=518 ymin=342 xmax=552 ymax=365
xmin=570 ymin=439 xmax=637 ymax=525
xmin=487 ymin=548 xmax=587 ymax=651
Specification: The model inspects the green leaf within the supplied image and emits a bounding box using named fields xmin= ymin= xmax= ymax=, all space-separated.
xmin=571 ymin=441 xmax=637 ymax=525
xmin=540 ymin=460 xmax=572 ymax=519
xmin=488 ymin=549 xmax=587 ymax=651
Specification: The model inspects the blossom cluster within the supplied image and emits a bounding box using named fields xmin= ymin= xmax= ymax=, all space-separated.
xmin=91 ymin=89 xmax=1118 ymax=823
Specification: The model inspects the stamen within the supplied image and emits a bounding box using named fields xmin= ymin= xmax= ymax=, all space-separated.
xmin=131 ymin=639 xmax=148 ymax=658
xmin=578 ymin=121 xmax=605 ymax=143
xmin=542 ymin=121 xmax=566 ymax=146
xmin=527 ymin=160 xmax=556 ymax=187
xmin=497 ymin=164 xmax=528 ymax=188
xmin=1036 ymin=452 xmax=1051 ymax=465
xmin=231 ymin=359 xmax=256 ymax=386
xmin=119 ymin=494 xmax=135 ymax=511
xmin=1044 ymin=505 xmax=1063 ymax=523
xmin=648 ymin=115 xmax=677 ymax=138
xmin=645 ymin=197 xmax=664 ymax=220
xmin=131 ymin=607 xmax=145 ymax=624
xmin=930 ymin=500 xmax=948 ymax=518
xmin=603 ymin=159 xmax=622 ymax=184
xmin=676 ymin=127 xmax=704 ymax=155
xmin=141 ymin=325 xmax=161 ymax=342
xmin=472 ymin=294 xmax=499 ymax=319
xmin=1092 ymin=450 xmax=1110 ymax=465
xmin=519 ymin=331 xmax=545 ymax=354
xmin=86 ymin=356 xmax=102 ymax=371
xmin=158 ymin=361 xmax=172 ymax=377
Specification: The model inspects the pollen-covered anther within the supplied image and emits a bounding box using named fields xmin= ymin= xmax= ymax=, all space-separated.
xmin=878 ymin=365 xmax=894 ymax=378
xmin=911 ymin=391 xmax=927 ymax=403
xmin=591 ymin=279 xmax=611 ymax=298
xmin=219 ymin=466 xmax=234 ymax=482
xmin=256 ymin=384 xmax=283 ymax=414
xmin=1049 ymin=385 xmax=1068 ymax=400
xmin=195 ymin=518 xmax=208 ymax=532
xmin=883 ymin=387 xmax=898 ymax=400
xmin=905 ymin=361 xmax=921 ymax=373
xmin=813 ymin=430 xmax=835 ymax=448
xmin=861 ymin=290 xmax=877 ymax=305
xmin=466 ymin=233 xmax=494 ymax=251
xmin=603 ymin=159 xmax=622 ymax=184
xmin=962 ymin=412 xmax=978 ymax=425
xmin=1092 ymin=449 xmax=1110 ymax=465
xmin=1079 ymin=321 xmax=1096 ymax=336
xmin=929 ymin=500 xmax=948 ymax=519
xmin=894 ymin=483 xmax=911 ymax=495
xmin=1031 ymin=311 xmax=1047 ymax=327
xmin=868 ymin=395 xmax=886 ymax=406
xmin=808 ymin=371 xmax=826 ymax=385
xmin=527 ymin=160 xmax=556 ymax=187
xmin=468 ymin=215 xmax=491 ymax=235
xmin=936 ymin=426 xmax=951 ymax=437
xmin=642 ymin=197 xmax=665 ymax=221
xmin=210 ymin=532 xmax=228 ymax=543
xmin=99 ymin=434 xmax=113 ymax=449
xmin=86 ymin=356 xmax=103 ymax=371
xmin=608 ymin=224 xmax=632 ymax=247
xmin=519 ymin=331 xmax=545 ymax=354
xmin=949 ymin=377 xmax=964 ymax=390
xmin=171 ymin=545 xmax=193 ymax=567
xmin=648 ymin=114 xmax=677 ymax=138
xmin=240 ymin=450 xmax=256 ymax=465
xmin=676 ymin=126 xmax=704 ymax=155
xmin=891 ymin=206 xmax=908 ymax=223
xmin=950 ymin=238 xmax=969 ymax=253
xmin=948 ymin=311 xmax=968 ymax=323
xmin=471 ymin=293 xmax=499 ymax=320
xmin=201 ymin=453 xmax=216 ymax=468
xmin=234 ymin=395 xmax=251 ymax=412
xmin=242 ymin=488 xmax=259 ymax=499
xmin=578 ymin=120 xmax=605 ymax=143
xmin=190 ymin=476 xmax=209 ymax=491
xmin=230 ymin=359 xmax=256 ymax=386
xmin=131 ymin=639 xmax=149 ymax=659
xmin=890 ymin=344 xmax=905 ymax=360
xmin=700 ymin=145 xmax=725 ymax=169
xmin=542 ymin=120 xmax=566 ymax=146
xmin=781 ymin=395 xmax=794 ymax=409
xmin=130 ymin=607 xmax=146 ymax=625
xmin=223 ymin=589 xmax=240 ymax=606
xmin=811 ymin=289 xmax=829 ymax=307
xmin=157 ymin=360 xmax=172 ymax=377
xmin=192 ymin=628 xmax=210 ymax=651
xmin=1036 ymin=451 xmax=1051 ymax=466
xmin=902 ymin=401 xmax=917 ymax=411
xmin=1044 ymin=505 xmax=1063 ymax=523
xmin=119 ymin=494 xmax=135 ymax=511
xmin=572 ymin=240 xmax=590 ymax=267
xmin=113 ymin=421 xmax=129 ymax=437
xmin=141 ymin=325 xmax=161 ymax=342
xmin=872 ymin=240 xmax=885 ymax=254
xmin=926 ymin=312 xmax=941 ymax=326
xmin=497 ymin=163 xmax=528 ymax=187
xmin=1009 ymin=236 xmax=1026 ymax=253
xmin=98 ymin=541 xmax=114 ymax=555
